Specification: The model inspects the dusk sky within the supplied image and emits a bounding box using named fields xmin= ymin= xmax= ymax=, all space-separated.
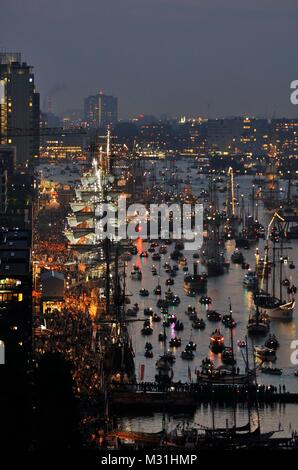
xmin=1 ymin=0 xmax=298 ymax=118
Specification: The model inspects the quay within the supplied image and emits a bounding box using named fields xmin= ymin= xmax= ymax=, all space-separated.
xmin=110 ymin=382 xmax=298 ymax=409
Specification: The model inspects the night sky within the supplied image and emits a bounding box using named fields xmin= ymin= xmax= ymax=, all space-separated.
xmin=1 ymin=0 xmax=298 ymax=118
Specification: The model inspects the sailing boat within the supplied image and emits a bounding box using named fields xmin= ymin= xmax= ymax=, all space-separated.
xmin=222 ymin=300 xmax=236 ymax=365
xmin=200 ymin=179 xmax=228 ymax=276
xmin=247 ymin=304 xmax=270 ymax=335
xmin=254 ymin=213 xmax=295 ymax=320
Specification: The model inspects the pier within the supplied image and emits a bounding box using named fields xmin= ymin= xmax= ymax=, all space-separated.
xmin=110 ymin=382 xmax=298 ymax=409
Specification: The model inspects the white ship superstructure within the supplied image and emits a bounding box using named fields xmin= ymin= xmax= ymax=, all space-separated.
xmin=65 ymin=131 xmax=119 ymax=250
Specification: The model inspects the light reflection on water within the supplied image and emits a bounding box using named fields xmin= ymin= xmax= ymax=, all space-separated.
xmin=118 ymin=404 xmax=298 ymax=437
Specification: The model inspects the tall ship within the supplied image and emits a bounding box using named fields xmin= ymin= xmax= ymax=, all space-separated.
xmin=254 ymin=212 xmax=295 ymax=320
xmin=64 ymin=132 xmax=119 ymax=252
xmin=200 ymin=179 xmax=229 ymax=276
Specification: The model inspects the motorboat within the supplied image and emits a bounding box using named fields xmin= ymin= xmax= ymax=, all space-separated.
xmin=139 ymin=288 xmax=149 ymax=297
xmin=243 ymin=271 xmax=258 ymax=289
xmin=169 ymin=337 xmax=182 ymax=348
xmin=131 ymin=266 xmax=142 ymax=280
xmin=222 ymin=314 xmax=237 ymax=328
xmin=254 ymin=345 xmax=276 ymax=362
xmin=192 ymin=318 xmax=206 ymax=330
xmin=174 ymin=320 xmax=184 ymax=331
xmin=154 ymin=285 xmax=162 ymax=295
xmin=265 ymin=334 xmax=279 ymax=350
xmin=222 ymin=347 xmax=236 ymax=365
xmin=181 ymin=349 xmax=194 ymax=360
xmin=200 ymin=296 xmax=212 ymax=305
xmin=231 ymin=250 xmax=244 ymax=264
xmin=247 ymin=308 xmax=270 ymax=335
xmin=207 ymin=310 xmax=221 ymax=322
xmin=144 ymin=307 xmax=154 ymax=316
xmin=158 ymin=332 xmax=167 ymax=342
xmin=209 ymin=330 xmax=225 ymax=353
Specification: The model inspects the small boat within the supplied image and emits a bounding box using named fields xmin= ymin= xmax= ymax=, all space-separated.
xmin=141 ymin=325 xmax=153 ymax=336
xmin=175 ymin=241 xmax=184 ymax=251
xmin=181 ymin=349 xmax=194 ymax=360
xmin=154 ymin=285 xmax=162 ymax=295
xmin=209 ymin=330 xmax=225 ymax=353
xmin=169 ymin=337 xmax=181 ymax=348
xmin=207 ymin=310 xmax=222 ymax=322
xmin=192 ymin=318 xmax=206 ymax=330
xmin=200 ymin=296 xmax=212 ymax=305
xmin=168 ymin=314 xmax=177 ymax=324
xmin=222 ymin=314 xmax=237 ymax=328
xmin=130 ymin=246 xmax=138 ymax=255
xmin=261 ymin=367 xmax=282 ymax=375
xmin=184 ymin=265 xmax=208 ymax=292
xmin=157 ymin=298 xmax=168 ymax=309
xmin=131 ymin=266 xmax=142 ymax=280
xmin=152 ymin=313 xmax=161 ymax=322
xmin=254 ymin=345 xmax=276 ymax=362
xmin=145 ymin=350 xmax=153 ymax=358
xmin=174 ymin=320 xmax=184 ymax=331
xmin=247 ymin=308 xmax=270 ymax=335
xmin=186 ymin=290 xmax=197 ymax=297
xmin=265 ymin=334 xmax=279 ymax=350
xmin=185 ymin=305 xmax=196 ymax=316
xmin=170 ymin=250 xmax=183 ymax=261
xmin=139 ymin=288 xmax=149 ymax=297
xmin=165 ymin=291 xmax=181 ymax=306
xmin=222 ymin=347 xmax=236 ymax=365
xmin=158 ymin=332 xmax=167 ymax=342
xmin=145 ymin=342 xmax=153 ymax=350
xmin=185 ymin=341 xmax=196 ymax=351
xmin=144 ymin=307 xmax=153 ymax=316
xmin=231 ymin=250 xmax=244 ymax=264
xmin=243 ymin=271 xmax=258 ymax=289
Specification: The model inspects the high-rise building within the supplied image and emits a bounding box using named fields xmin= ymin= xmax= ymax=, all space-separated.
xmin=84 ymin=94 xmax=100 ymax=128
xmin=99 ymin=92 xmax=118 ymax=128
xmin=0 ymin=53 xmax=40 ymax=167
xmin=84 ymin=92 xmax=118 ymax=129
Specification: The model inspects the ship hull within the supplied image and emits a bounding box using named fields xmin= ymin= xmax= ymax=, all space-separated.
xmin=264 ymin=301 xmax=295 ymax=320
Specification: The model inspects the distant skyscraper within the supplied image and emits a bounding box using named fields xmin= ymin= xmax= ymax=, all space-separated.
xmin=99 ymin=93 xmax=118 ymax=128
xmin=84 ymin=94 xmax=100 ymax=128
xmin=0 ymin=53 xmax=40 ymax=167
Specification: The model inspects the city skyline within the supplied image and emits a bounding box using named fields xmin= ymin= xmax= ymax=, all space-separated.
xmin=0 ymin=0 xmax=297 ymax=119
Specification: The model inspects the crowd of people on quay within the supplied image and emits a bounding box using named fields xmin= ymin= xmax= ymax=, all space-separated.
xmin=111 ymin=380 xmax=288 ymax=400
xmin=34 ymin=308 xmax=102 ymax=409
